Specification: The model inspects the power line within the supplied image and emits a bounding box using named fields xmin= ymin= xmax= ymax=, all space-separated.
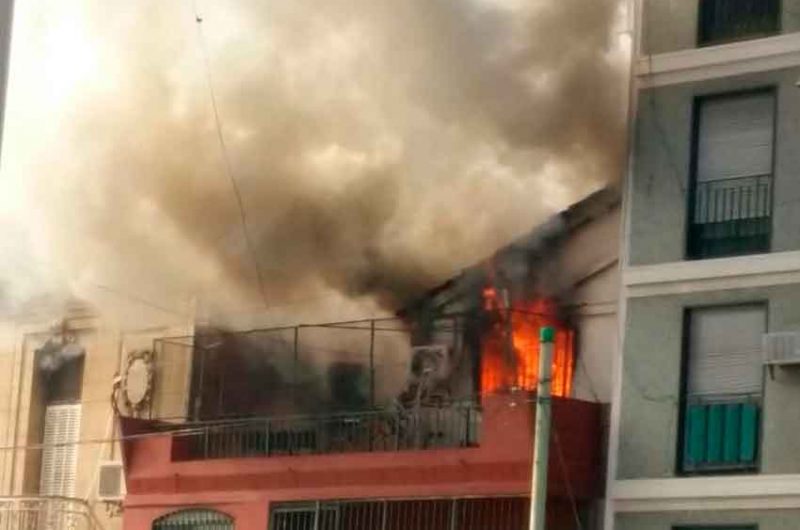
xmin=190 ymin=0 xmax=270 ymax=311
xmin=552 ymin=420 xmax=584 ymax=530
xmin=91 ymin=283 xmax=190 ymax=318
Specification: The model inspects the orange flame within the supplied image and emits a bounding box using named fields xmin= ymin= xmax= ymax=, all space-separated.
xmin=480 ymin=291 xmax=574 ymax=397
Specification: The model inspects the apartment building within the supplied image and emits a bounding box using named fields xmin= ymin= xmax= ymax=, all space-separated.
xmin=118 ymin=189 xmax=620 ymax=530
xmin=0 ymin=300 xmax=192 ymax=529
xmin=609 ymin=1 xmax=800 ymax=529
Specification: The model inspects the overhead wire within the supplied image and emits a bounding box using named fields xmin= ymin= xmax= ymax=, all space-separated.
xmin=552 ymin=419 xmax=584 ymax=530
xmin=190 ymin=0 xmax=270 ymax=311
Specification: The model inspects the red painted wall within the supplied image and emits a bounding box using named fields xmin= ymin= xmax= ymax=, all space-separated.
xmin=121 ymin=393 xmax=602 ymax=530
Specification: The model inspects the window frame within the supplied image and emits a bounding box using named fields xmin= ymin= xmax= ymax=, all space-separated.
xmin=675 ymin=526 xmax=757 ymax=530
xmin=696 ymin=0 xmax=782 ymax=47
xmin=676 ymin=302 xmax=768 ymax=476
xmin=685 ymin=87 xmax=778 ymax=261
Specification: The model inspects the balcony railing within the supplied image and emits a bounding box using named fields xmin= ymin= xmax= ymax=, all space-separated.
xmin=0 ymin=496 xmax=100 ymax=530
xmin=699 ymin=0 xmax=780 ymax=46
xmin=688 ymin=174 xmax=772 ymax=259
xmin=682 ymin=394 xmax=760 ymax=473
xmin=270 ymin=497 xmax=530 ymax=530
xmin=174 ymin=403 xmax=481 ymax=461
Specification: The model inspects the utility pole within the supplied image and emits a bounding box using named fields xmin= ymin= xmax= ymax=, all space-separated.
xmin=529 ymin=326 xmax=554 ymax=530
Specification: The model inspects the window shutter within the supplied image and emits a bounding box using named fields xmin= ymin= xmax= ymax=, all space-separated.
xmin=698 ymin=92 xmax=775 ymax=183
xmin=39 ymin=403 xmax=81 ymax=497
xmin=688 ymin=305 xmax=765 ymax=398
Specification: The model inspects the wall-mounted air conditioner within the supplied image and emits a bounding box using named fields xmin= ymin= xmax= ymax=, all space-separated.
xmin=763 ymin=332 xmax=800 ymax=366
xmin=97 ymin=461 xmax=125 ymax=502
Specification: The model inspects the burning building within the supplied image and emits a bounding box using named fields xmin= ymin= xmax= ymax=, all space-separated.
xmin=117 ymin=187 xmax=620 ymax=530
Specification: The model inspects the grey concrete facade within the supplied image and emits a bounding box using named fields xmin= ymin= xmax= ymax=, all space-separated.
xmin=612 ymin=2 xmax=800 ymax=528
xmin=642 ymin=0 xmax=800 ymax=55
xmin=618 ymin=284 xmax=800 ymax=480
xmin=618 ymin=510 xmax=800 ymax=530
xmin=629 ymin=67 xmax=800 ymax=266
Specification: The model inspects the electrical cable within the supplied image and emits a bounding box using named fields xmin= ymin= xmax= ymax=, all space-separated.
xmin=190 ymin=0 xmax=270 ymax=310
xmin=552 ymin=419 xmax=584 ymax=530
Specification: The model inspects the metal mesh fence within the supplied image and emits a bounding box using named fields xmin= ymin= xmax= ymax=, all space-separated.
xmin=149 ymin=317 xmax=478 ymax=422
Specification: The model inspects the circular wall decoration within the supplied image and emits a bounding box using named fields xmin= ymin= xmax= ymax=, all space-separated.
xmin=121 ymin=350 xmax=155 ymax=414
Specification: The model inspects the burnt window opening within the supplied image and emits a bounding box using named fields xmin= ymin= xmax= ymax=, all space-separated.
xmin=42 ymin=357 xmax=85 ymax=404
xmin=35 ymin=339 xmax=86 ymax=404
xmin=26 ymin=337 xmax=85 ymax=496
xmin=699 ymin=0 xmax=780 ymax=46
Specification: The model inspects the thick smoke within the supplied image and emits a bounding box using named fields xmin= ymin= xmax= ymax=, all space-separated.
xmin=0 ymin=0 xmax=626 ymax=326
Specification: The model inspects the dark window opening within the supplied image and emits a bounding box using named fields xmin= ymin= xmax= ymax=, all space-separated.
xmin=699 ymin=0 xmax=780 ymax=46
xmin=43 ymin=356 xmax=85 ymax=404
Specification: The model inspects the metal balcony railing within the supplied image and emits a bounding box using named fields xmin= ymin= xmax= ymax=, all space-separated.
xmin=175 ymin=404 xmax=481 ymax=461
xmin=682 ymin=393 xmax=761 ymax=474
xmin=270 ymin=497 xmax=530 ymax=530
xmin=0 ymin=496 xmax=100 ymax=530
xmin=699 ymin=0 xmax=780 ymax=46
xmin=688 ymin=174 xmax=772 ymax=259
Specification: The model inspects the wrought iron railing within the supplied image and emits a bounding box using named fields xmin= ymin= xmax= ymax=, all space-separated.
xmin=699 ymin=0 xmax=780 ymax=46
xmin=0 ymin=496 xmax=100 ymax=530
xmin=270 ymin=497 xmax=530 ymax=530
xmin=682 ymin=393 xmax=761 ymax=473
xmin=688 ymin=174 xmax=772 ymax=259
xmin=174 ymin=403 xmax=481 ymax=461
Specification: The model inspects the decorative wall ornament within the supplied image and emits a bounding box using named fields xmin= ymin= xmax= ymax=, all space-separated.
xmin=121 ymin=350 xmax=155 ymax=415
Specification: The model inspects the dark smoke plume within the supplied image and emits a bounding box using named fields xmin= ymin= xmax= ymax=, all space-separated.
xmin=0 ymin=0 xmax=627 ymax=325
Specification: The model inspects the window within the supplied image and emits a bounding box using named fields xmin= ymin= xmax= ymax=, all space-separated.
xmin=680 ymin=305 xmax=765 ymax=473
xmin=688 ymin=91 xmax=775 ymax=260
xmin=699 ymin=0 xmax=780 ymax=46
xmin=152 ymin=509 xmax=233 ymax=530
xmin=36 ymin=343 xmax=85 ymax=496
xmin=677 ymin=527 xmax=757 ymax=530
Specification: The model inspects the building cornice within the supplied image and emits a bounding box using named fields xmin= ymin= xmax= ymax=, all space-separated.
xmin=637 ymin=32 xmax=800 ymax=88
xmin=613 ymin=475 xmax=800 ymax=512
xmin=624 ymin=251 xmax=800 ymax=298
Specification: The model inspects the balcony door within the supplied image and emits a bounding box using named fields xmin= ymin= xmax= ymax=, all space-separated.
xmin=688 ymin=90 xmax=775 ymax=259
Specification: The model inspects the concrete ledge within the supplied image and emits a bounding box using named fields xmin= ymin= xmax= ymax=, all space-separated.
xmin=637 ymin=32 xmax=800 ymax=87
xmin=624 ymin=251 xmax=800 ymax=298
xmin=613 ymin=475 xmax=800 ymax=512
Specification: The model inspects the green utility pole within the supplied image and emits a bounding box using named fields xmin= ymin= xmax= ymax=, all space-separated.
xmin=529 ymin=326 xmax=554 ymax=530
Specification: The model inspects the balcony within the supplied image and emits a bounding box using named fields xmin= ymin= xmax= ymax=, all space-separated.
xmin=120 ymin=394 xmax=604 ymax=504
xmin=687 ymin=175 xmax=772 ymax=259
xmin=681 ymin=394 xmax=760 ymax=474
xmin=171 ymin=404 xmax=481 ymax=461
xmin=699 ymin=0 xmax=780 ymax=46
xmin=0 ymin=496 xmax=100 ymax=530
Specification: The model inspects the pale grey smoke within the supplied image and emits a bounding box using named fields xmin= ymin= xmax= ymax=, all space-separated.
xmin=0 ymin=0 xmax=626 ymax=325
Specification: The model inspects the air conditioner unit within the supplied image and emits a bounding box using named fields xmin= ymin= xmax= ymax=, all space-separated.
xmin=763 ymin=332 xmax=800 ymax=366
xmin=97 ymin=461 xmax=125 ymax=501
xmin=409 ymin=345 xmax=450 ymax=381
